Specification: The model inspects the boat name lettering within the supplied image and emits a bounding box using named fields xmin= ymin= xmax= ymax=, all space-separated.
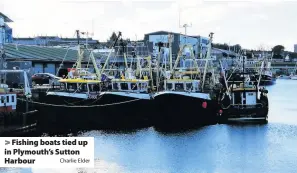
xmin=88 ymin=94 xmax=98 ymax=99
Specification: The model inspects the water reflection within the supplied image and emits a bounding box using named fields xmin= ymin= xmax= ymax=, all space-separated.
xmin=1 ymin=80 xmax=297 ymax=173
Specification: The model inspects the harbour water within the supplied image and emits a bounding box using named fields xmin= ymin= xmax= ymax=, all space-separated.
xmin=1 ymin=79 xmax=297 ymax=173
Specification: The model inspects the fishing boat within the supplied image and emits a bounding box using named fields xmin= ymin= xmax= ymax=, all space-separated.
xmin=34 ymin=31 xmax=154 ymax=132
xmin=290 ymin=74 xmax=297 ymax=80
xmin=277 ymin=74 xmax=291 ymax=79
xmin=289 ymin=62 xmax=297 ymax=80
xmin=0 ymin=70 xmax=36 ymax=115
xmin=218 ymin=53 xmax=269 ymax=123
xmin=153 ymin=32 xmax=222 ymax=128
xmin=0 ymin=43 xmax=37 ymax=135
xmin=254 ymin=53 xmax=276 ymax=85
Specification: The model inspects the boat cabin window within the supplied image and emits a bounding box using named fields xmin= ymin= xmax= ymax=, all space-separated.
xmin=120 ymin=83 xmax=129 ymax=90
xmin=140 ymin=83 xmax=148 ymax=91
xmin=67 ymin=83 xmax=77 ymax=91
xmin=112 ymin=83 xmax=119 ymax=90
xmin=233 ymin=92 xmax=242 ymax=104
xmin=185 ymin=83 xmax=192 ymax=91
xmin=166 ymin=83 xmax=173 ymax=90
xmin=60 ymin=83 xmax=66 ymax=90
xmin=89 ymin=84 xmax=101 ymax=92
xmin=131 ymin=83 xmax=138 ymax=90
xmin=78 ymin=83 xmax=88 ymax=92
xmin=193 ymin=81 xmax=199 ymax=91
xmin=175 ymin=83 xmax=184 ymax=91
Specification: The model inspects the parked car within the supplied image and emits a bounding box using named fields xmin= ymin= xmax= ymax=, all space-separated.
xmin=31 ymin=73 xmax=62 ymax=86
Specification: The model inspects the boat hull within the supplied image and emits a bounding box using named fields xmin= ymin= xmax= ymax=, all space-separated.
xmin=31 ymin=92 xmax=154 ymax=133
xmin=0 ymin=109 xmax=38 ymax=136
xmin=219 ymin=106 xmax=268 ymax=123
xmin=256 ymin=75 xmax=276 ymax=85
xmin=152 ymin=91 xmax=220 ymax=128
xmin=260 ymin=79 xmax=276 ymax=85
xmin=277 ymin=75 xmax=290 ymax=79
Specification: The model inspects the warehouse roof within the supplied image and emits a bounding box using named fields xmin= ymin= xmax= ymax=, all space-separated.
xmin=0 ymin=12 xmax=13 ymax=22
xmin=3 ymin=44 xmax=102 ymax=62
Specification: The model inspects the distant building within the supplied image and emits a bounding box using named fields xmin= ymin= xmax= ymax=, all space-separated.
xmin=13 ymin=36 xmax=99 ymax=48
xmin=0 ymin=12 xmax=13 ymax=44
xmin=4 ymin=24 xmax=13 ymax=43
xmin=294 ymin=44 xmax=297 ymax=53
xmin=143 ymin=30 xmax=209 ymax=58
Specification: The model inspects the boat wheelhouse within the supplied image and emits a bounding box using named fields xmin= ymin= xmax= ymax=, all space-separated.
xmin=0 ymin=85 xmax=17 ymax=112
xmin=47 ymin=78 xmax=102 ymax=100
xmin=219 ymin=81 xmax=269 ymax=123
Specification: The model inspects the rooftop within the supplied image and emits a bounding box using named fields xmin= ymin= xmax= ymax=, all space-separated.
xmin=0 ymin=12 xmax=13 ymax=22
xmin=3 ymin=44 xmax=103 ymax=62
xmin=144 ymin=31 xmax=209 ymax=39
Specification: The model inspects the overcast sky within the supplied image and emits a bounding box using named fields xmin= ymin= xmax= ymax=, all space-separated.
xmin=1 ymin=0 xmax=296 ymax=51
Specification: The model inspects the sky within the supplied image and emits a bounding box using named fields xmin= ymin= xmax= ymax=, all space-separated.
xmin=0 ymin=0 xmax=296 ymax=51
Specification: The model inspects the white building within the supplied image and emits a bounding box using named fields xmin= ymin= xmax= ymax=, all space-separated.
xmin=0 ymin=12 xmax=13 ymax=47
xmin=144 ymin=31 xmax=209 ymax=58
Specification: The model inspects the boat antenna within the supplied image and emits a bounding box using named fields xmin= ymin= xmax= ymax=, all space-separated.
xmin=76 ymin=30 xmax=80 ymax=45
xmin=178 ymin=8 xmax=192 ymax=43
xmin=201 ymin=32 xmax=214 ymax=91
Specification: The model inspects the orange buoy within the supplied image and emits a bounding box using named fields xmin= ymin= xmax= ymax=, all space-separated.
xmin=202 ymin=101 xmax=207 ymax=109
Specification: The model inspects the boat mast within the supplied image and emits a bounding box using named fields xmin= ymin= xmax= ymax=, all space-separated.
xmin=168 ymin=33 xmax=173 ymax=72
xmin=100 ymin=32 xmax=122 ymax=78
xmin=76 ymin=30 xmax=83 ymax=69
xmin=0 ymin=18 xmax=5 ymax=85
xmin=201 ymin=32 xmax=214 ymax=91
xmin=136 ymin=43 xmax=141 ymax=78
xmin=156 ymin=42 xmax=162 ymax=92
xmin=243 ymin=51 xmax=245 ymax=88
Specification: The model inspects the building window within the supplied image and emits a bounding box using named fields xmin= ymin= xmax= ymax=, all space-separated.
xmin=6 ymin=96 xmax=9 ymax=103
xmin=12 ymin=95 xmax=15 ymax=103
